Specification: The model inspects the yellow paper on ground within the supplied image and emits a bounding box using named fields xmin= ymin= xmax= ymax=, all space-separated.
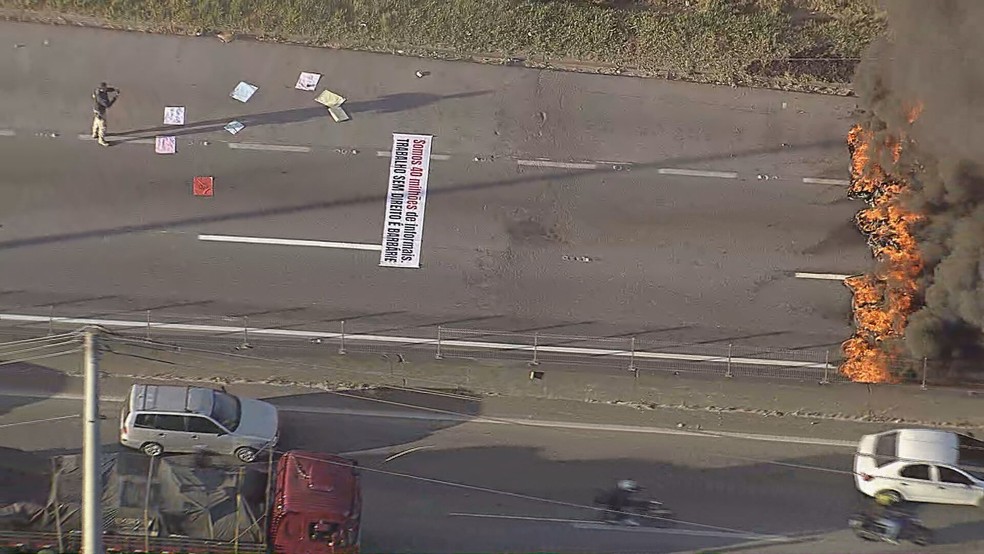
xmin=314 ymin=89 xmax=346 ymax=108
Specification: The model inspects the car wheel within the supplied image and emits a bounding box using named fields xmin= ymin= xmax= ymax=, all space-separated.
xmin=141 ymin=442 xmax=164 ymax=457
xmin=876 ymin=489 xmax=903 ymax=504
xmin=235 ymin=447 xmax=258 ymax=463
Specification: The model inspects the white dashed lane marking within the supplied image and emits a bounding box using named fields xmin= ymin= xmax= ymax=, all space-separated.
xmin=228 ymin=142 xmax=311 ymax=153
xmin=375 ymin=150 xmax=451 ymax=160
xmin=657 ymin=168 xmax=739 ymax=179
xmin=77 ymin=134 xmax=155 ymax=145
xmin=794 ymin=272 xmax=852 ymax=281
xmin=517 ymin=159 xmax=599 ymax=170
xmin=0 ymin=130 xmax=15 ymax=137
xmin=802 ymin=177 xmax=850 ymax=186
xmin=197 ymin=234 xmax=381 ymax=251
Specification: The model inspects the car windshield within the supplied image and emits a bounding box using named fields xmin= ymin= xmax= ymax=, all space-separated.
xmin=874 ymin=432 xmax=898 ymax=467
xmin=210 ymin=391 xmax=241 ymax=431
xmin=958 ymin=434 xmax=984 ymax=467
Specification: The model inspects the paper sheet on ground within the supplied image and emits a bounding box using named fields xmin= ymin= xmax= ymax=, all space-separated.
xmin=155 ymin=136 xmax=176 ymax=154
xmin=163 ymin=107 xmax=185 ymax=125
xmin=224 ymin=121 xmax=245 ymax=135
xmin=314 ymin=89 xmax=346 ymax=108
xmin=295 ymin=72 xmax=322 ymax=91
xmin=230 ymin=81 xmax=258 ymax=102
xmin=328 ymin=106 xmax=350 ymax=122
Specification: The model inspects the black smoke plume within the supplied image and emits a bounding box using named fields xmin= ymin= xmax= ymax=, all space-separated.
xmin=854 ymin=0 xmax=984 ymax=363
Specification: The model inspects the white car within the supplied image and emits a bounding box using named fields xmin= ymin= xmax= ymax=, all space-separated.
xmin=854 ymin=428 xmax=984 ymax=506
xmin=120 ymin=384 xmax=279 ymax=463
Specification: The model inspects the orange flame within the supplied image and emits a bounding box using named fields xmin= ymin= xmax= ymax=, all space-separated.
xmin=905 ymin=100 xmax=924 ymax=124
xmin=840 ymin=117 xmax=924 ymax=384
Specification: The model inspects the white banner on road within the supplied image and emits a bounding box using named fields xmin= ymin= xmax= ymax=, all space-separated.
xmin=379 ymin=133 xmax=433 ymax=268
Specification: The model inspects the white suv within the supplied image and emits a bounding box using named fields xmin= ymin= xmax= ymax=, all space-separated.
xmin=854 ymin=428 xmax=984 ymax=506
xmin=120 ymin=384 xmax=279 ymax=463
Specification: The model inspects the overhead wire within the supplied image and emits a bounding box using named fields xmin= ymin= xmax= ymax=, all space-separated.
xmin=21 ymin=329 xmax=983 ymax=537
xmin=102 ymin=334 xmax=984 ymax=481
xmin=99 ymin=334 xmax=803 ymax=537
xmin=275 ymin=448 xmax=785 ymax=540
xmin=0 ymin=339 xmax=84 ymax=359
xmin=0 ymin=332 xmax=80 ymax=349
xmin=104 ymin=334 xmax=479 ymax=402
xmin=0 ymin=348 xmax=83 ymax=367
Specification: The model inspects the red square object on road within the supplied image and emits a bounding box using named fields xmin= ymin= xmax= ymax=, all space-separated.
xmin=193 ymin=176 xmax=214 ymax=197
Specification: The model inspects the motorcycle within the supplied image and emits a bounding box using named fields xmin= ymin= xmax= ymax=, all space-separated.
xmin=592 ymin=490 xmax=674 ymax=526
xmin=848 ymin=512 xmax=933 ymax=546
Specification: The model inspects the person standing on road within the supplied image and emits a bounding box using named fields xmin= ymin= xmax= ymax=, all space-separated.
xmin=91 ymin=82 xmax=120 ymax=146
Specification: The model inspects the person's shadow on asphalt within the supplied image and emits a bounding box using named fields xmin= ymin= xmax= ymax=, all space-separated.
xmin=111 ymin=90 xmax=492 ymax=142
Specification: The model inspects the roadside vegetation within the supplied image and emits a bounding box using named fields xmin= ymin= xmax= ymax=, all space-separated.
xmin=5 ymin=0 xmax=885 ymax=92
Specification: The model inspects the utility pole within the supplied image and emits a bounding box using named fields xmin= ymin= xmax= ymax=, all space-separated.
xmin=82 ymin=328 xmax=104 ymax=554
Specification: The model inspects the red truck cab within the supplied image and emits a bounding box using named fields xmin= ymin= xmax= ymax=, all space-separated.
xmin=269 ymin=451 xmax=362 ymax=554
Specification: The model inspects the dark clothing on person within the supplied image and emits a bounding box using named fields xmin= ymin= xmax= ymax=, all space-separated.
xmin=93 ymin=85 xmax=118 ymax=116
xmin=875 ymin=499 xmax=919 ymax=543
xmin=608 ymin=488 xmax=631 ymax=512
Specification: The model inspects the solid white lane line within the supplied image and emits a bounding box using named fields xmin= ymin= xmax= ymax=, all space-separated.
xmin=0 ymin=387 xmax=855 ymax=448
xmin=447 ymin=514 xmax=767 ymax=538
xmin=0 ymin=313 xmax=831 ymax=369
xmin=517 ymin=159 xmax=599 ymax=170
xmin=376 ymin=150 xmax=451 ymax=160
xmin=0 ymin=414 xmax=77 ymax=429
xmin=0 ymin=130 xmax=15 ymax=137
xmin=569 ymin=522 xmax=769 ymax=539
xmin=383 ymin=445 xmax=435 ymax=463
xmin=794 ymin=272 xmax=852 ymax=281
xmin=657 ymin=168 xmax=739 ymax=179
xmin=197 ymin=234 xmax=381 ymax=251
xmin=77 ymin=134 xmax=155 ymax=145
xmin=803 ymin=177 xmax=850 ymax=186
xmin=228 ymin=143 xmax=311 ymax=153
xmin=450 ymin=513 xmax=596 ymax=524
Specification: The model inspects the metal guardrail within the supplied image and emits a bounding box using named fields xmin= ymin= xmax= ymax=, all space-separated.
xmin=434 ymin=327 xmax=839 ymax=382
xmin=0 ymin=308 xmax=842 ymax=383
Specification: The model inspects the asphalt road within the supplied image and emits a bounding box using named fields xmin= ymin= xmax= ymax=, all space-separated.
xmin=1 ymin=375 xmax=982 ymax=553
xmin=0 ymin=21 xmax=869 ymax=351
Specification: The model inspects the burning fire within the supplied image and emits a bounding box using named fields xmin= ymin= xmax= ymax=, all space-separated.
xmin=840 ymin=117 xmax=924 ymax=383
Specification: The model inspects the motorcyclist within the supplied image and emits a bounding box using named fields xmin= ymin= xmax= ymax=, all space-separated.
xmin=606 ymin=479 xmax=643 ymax=526
xmin=873 ymin=492 xmax=918 ymax=545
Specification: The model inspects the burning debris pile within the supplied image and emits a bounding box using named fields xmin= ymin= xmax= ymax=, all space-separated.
xmin=841 ymin=0 xmax=984 ymax=383
xmin=841 ymin=121 xmax=923 ymax=383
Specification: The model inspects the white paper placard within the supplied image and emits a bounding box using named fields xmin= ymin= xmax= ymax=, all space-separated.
xmin=295 ymin=72 xmax=322 ymax=91
xmin=163 ymin=107 xmax=185 ymax=125
xmin=155 ymin=136 xmax=176 ymax=154
xmin=379 ymin=133 xmax=433 ymax=268
xmin=230 ymin=81 xmax=258 ymax=102
xmin=224 ymin=120 xmax=245 ymax=135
